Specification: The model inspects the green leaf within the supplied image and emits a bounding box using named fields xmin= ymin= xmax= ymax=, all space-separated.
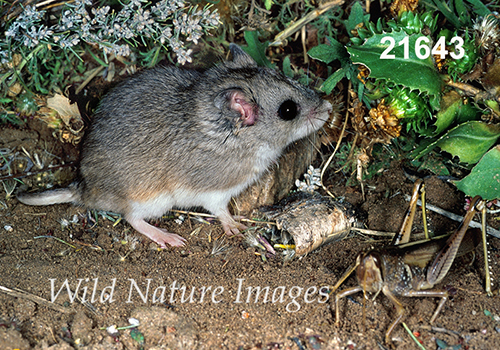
xmin=424 ymin=0 xmax=462 ymax=28
xmin=454 ymin=0 xmax=468 ymax=22
xmin=455 ymin=103 xmax=481 ymax=124
xmin=242 ymin=31 xmax=275 ymax=69
xmin=410 ymin=136 xmax=437 ymax=160
xmin=418 ymin=155 xmax=451 ymax=176
xmin=347 ymin=31 xmax=443 ymax=96
xmin=434 ymin=92 xmax=480 ymax=134
xmin=435 ymin=338 xmax=449 ymax=349
xmin=308 ymin=37 xmax=348 ymax=64
xmin=282 ymin=56 xmax=294 ymax=78
xmin=321 ymin=68 xmax=346 ymax=94
xmin=454 ymin=145 xmax=500 ymax=200
xmin=345 ymin=2 xmax=368 ymax=35
xmin=264 ymin=0 xmax=273 ymax=11
xmin=308 ymin=44 xmax=337 ymax=64
xmin=130 ymin=328 xmax=145 ymax=344
xmin=436 ymin=121 xmax=500 ymax=164
xmin=465 ymin=0 xmax=492 ymax=17
xmin=434 ymin=100 xmax=460 ymax=135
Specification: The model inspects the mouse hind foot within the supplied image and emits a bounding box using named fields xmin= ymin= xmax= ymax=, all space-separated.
xmin=126 ymin=217 xmax=186 ymax=248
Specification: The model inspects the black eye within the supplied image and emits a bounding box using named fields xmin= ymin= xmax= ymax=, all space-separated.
xmin=278 ymin=100 xmax=298 ymax=121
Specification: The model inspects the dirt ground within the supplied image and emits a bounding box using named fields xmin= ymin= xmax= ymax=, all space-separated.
xmin=1 ymin=116 xmax=500 ymax=350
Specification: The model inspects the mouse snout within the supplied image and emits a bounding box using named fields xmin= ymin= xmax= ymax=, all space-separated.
xmin=323 ymin=100 xmax=333 ymax=114
xmin=305 ymin=100 xmax=330 ymax=131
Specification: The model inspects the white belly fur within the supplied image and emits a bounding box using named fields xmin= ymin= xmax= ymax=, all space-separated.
xmin=129 ymin=145 xmax=280 ymax=220
xmin=128 ymin=183 xmax=249 ymax=220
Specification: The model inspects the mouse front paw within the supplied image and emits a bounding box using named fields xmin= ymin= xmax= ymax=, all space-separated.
xmin=221 ymin=215 xmax=247 ymax=236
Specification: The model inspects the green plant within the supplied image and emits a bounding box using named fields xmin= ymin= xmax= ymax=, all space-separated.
xmin=1 ymin=0 xmax=220 ymax=120
xmin=308 ymin=0 xmax=500 ymax=199
xmin=241 ymin=31 xmax=275 ymax=69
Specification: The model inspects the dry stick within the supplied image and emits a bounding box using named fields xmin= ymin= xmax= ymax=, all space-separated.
xmin=418 ymin=325 xmax=461 ymax=337
xmin=0 ymin=162 xmax=76 ymax=182
xmin=481 ymin=205 xmax=493 ymax=296
xmin=0 ymin=285 xmax=74 ymax=314
xmin=36 ymin=0 xmax=68 ymax=10
xmin=446 ymin=79 xmax=500 ymax=103
xmin=76 ymin=53 xmax=117 ymax=95
xmin=352 ymin=227 xmax=395 ymax=237
xmin=76 ymin=294 xmax=102 ymax=316
xmin=270 ymin=0 xmax=344 ymax=46
xmin=403 ymin=194 xmax=500 ymax=239
xmin=35 ymin=0 xmax=61 ymax=8
xmin=301 ymin=25 xmax=308 ymax=64
xmin=75 ymin=66 xmax=105 ymax=95
xmin=320 ymin=104 xmax=350 ymax=199
xmin=169 ymin=209 xmax=275 ymax=226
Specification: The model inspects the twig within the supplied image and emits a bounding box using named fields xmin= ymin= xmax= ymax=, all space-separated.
xmin=418 ymin=325 xmax=461 ymax=337
xmin=76 ymin=294 xmax=103 ymax=316
xmin=0 ymin=285 xmax=74 ymax=314
xmin=270 ymin=0 xmax=344 ymax=46
xmin=34 ymin=235 xmax=77 ymax=249
xmin=76 ymin=66 xmax=105 ymax=95
xmin=446 ymin=79 xmax=500 ymax=103
xmin=320 ymin=97 xmax=350 ymax=199
xmin=35 ymin=0 xmax=61 ymax=9
xmin=0 ymin=162 xmax=76 ymax=182
xmin=404 ymin=195 xmax=500 ymax=239
xmin=376 ymin=342 xmax=389 ymax=350
xmin=351 ymin=227 xmax=396 ymax=237
xmin=74 ymin=240 xmax=105 ymax=251
xmin=168 ymin=209 xmax=275 ymax=226
xmin=455 ymin=287 xmax=482 ymax=295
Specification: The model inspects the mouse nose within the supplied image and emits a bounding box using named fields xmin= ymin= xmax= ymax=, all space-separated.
xmin=323 ymin=100 xmax=333 ymax=114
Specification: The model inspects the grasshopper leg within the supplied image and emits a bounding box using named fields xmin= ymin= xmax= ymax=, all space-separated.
xmin=391 ymin=179 xmax=424 ymax=245
xmin=335 ymin=286 xmax=363 ymax=326
xmin=382 ymin=285 xmax=406 ymax=345
xmin=403 ymin=289 xmax=449 ymax=324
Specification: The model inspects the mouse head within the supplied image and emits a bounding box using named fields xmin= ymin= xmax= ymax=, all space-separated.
xmin=204 ymin=44 xmax=332 ymax=149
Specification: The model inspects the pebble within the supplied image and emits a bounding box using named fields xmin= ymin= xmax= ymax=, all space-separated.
xmin=129 ymin=317 xmax=140 ymax=326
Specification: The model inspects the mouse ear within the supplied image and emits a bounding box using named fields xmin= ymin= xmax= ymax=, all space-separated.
xmin=228 ymin=44 xmax=257 ymax=68
xmin=214 ymin=88 xmax=258 ymax=126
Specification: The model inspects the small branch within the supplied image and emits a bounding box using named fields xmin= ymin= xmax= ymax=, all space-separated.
xmin=418 ymin=325 xmax=461 ymax=337
xmin=446 ymin=79 xmax=500 ymax=103
xmin=0 ymin=162 xmax=76 ymax=182
xmin=270 ymin=0 xmax=344 ymax=46
xmin=0 ymin=285 xmax=74 ymax=314
xmin=168 ymin=209 xmax=275 ymax=226
xmin=404 ymin=194 xmax=500 ymax=239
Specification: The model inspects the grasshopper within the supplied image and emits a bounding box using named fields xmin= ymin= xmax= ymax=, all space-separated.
xmin=334 ymin=179 xmax=487 ymax=345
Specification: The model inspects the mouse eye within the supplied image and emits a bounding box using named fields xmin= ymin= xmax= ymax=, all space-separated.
xmin=278 ymin=100 xmax=298 ymax=121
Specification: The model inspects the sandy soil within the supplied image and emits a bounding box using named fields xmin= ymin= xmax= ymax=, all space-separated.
xmin=1 ymin=117 xmax=499 ymax=350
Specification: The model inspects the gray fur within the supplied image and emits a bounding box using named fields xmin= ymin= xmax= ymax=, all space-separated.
xmin=17 ymin=44 xmax=332 ymax=247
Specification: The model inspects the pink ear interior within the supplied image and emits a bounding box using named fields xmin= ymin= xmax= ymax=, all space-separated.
xmin=229 ymin=91 xmax=257 ymax=126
